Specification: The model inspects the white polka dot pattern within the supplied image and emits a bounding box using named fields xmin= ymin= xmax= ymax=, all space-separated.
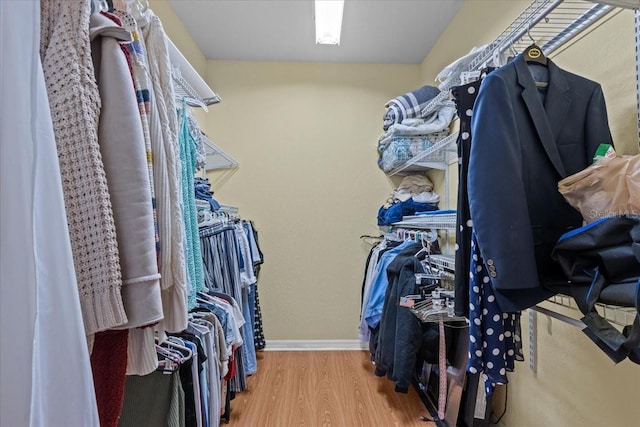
xmin=467 ymin=232 xmax=523 ymax=398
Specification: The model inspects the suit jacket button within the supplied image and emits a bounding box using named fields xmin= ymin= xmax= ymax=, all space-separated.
xmin=486 ymin=259 xmax=494 ymax=266
xmin=490 ymin=272 xmax=497 ymax=278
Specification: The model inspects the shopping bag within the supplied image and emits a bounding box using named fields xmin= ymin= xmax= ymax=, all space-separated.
xmin=557 ymin=155 xmax=640 ymax=223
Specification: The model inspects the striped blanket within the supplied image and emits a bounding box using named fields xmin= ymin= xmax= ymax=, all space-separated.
xmin=383 ymin=85 xmax=440 ymax=130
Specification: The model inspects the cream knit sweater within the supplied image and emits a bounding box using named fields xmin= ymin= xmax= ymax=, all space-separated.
xmin=40 ymin=0 xmax=127 ymax=334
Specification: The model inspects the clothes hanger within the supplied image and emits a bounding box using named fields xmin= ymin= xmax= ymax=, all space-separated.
xmin=156 ymin=344 xmax=182 ymax=363
xmin=165 ymin=337 xmax=194 ymax=361
xmin=91 ymin=0 xmax=108 ymax=13
xmin=523 ymin=23 xmax=548 ymax=67
xmin=360 ymin=235 xmax=383 ymax=246
xmin=155 ymin=346 xmax=182 ymax=373
xmin=415 ymin=233 xmax=433 ymax=258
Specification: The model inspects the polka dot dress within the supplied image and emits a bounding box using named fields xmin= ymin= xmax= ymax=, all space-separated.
xmin=467 ymin=232 xmax=523 ymax=397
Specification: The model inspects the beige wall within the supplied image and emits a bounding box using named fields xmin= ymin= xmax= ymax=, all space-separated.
xmin=204 ymin=60 xmax=420 ymax=339
xmin=149 ymin=0 xmax=209 ymax=130
xmin=149 ymin=0 xmax=206 ymax=75
xmin=420 ymin=2 xmax=640 ymax=426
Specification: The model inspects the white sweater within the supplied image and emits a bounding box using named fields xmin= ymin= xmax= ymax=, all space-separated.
xmin=40 ymin=0 xmax=127 ymax=335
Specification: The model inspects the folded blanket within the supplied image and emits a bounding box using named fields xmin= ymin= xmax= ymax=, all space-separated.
xmin=383 ymin=105 xmax=401 ymax=131
xmin=383 ymin=85 xmax=440 ymax=130
xmin=386 ymin=104 xmax=455 ymax=137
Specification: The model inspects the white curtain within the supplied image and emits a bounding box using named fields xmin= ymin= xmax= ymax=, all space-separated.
xmin=0 ymin=1 xmax=100 ymax=426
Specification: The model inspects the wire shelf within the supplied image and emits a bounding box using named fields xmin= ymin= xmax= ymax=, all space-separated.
xmin=546 ymin=294 xmax=638 ymax=328
xmin=466 ymin=0 xmax=614 ymax=75
xmin=428 ymin=255 xmax=456 ymax=273
xmin=387 ymin=132 xmax=458 ymax=176
xmin=202 ymin=134 xmax=238 ymax=171
xmin=420 ymin=91 xmax=454 ymax=121
xmin=394 ymin=212 xmax=458 ymax=231
xmin=432 ymin=0 xmax=615 ymax=97
xmin=173 ymin=68 xmax=221 ymax=109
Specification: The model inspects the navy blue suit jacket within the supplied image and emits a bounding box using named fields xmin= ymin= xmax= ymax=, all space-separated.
xmin=468 ymin=54 xmax=613 ymax=312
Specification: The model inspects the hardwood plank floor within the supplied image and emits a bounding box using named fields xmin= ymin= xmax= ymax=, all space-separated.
xmin=227 ymin=351 xmax=435 ymax=427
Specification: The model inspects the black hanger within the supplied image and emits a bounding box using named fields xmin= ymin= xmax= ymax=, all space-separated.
xmin=524 ymin=43 xmax=548 ymax=66
xmin=523 ymin=24 xmax=547 ymax=66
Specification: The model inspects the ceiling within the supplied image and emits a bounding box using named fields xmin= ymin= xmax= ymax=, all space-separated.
xmin=167 ymin=0 xmax=464 ymax=64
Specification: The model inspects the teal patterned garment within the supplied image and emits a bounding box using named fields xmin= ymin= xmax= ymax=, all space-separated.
xmin=178 ymin=100 xmax=206 ymax=309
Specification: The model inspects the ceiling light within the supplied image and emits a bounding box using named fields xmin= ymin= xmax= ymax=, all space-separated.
xmin=315 ymin=0 xmax=344 ymax=45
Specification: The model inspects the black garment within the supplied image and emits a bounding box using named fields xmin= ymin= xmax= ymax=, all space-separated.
xmin=253 ymin=276 xmax=266 ymax=350
xmin=468 ymin=55 xmax=613 ymax=311
xmin=452 ymin=80 xmax=482 ymax=317
xmin=250 ymin=222 xmax=266 ymax=350
xmin=374 ymin=243 xmax=425 ymax=393
xmin=171 ymin=333 xmax=207 ymax=427
xmin=177 ymin=355 xmax=196 ymax=427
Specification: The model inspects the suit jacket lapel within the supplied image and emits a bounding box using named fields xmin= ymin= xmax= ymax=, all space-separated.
xmin=515 ymin=55 xmax=567 ymax=178
xmin=544 ymin=60 xmax=571 ymax=144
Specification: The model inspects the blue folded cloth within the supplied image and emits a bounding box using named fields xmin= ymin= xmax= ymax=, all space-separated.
xmin=383 ymin=85 xmax=441 ymax=131
xmin=415 ymin=209 xmax=456 ymax=216
xmin=194 ymin=177 xmax=221 ymax=211
xmin=377 ymin=200 xmax=439 ymax=226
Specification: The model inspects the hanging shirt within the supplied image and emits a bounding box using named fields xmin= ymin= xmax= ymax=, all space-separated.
xmin=364 ymin=239 xmax=417 ymax=329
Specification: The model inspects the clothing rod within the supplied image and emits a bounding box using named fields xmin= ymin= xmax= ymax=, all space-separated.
xmin=496 ymin=0 xmax=565 ymax=54
xmin=530 ymin=305 xmax=586 ymax=329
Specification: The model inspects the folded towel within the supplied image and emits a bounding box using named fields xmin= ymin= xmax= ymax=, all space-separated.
xmin=412 ymin=191 xmax=440 ymax=204
xmin=398 ymin=174 xmax=434 ymax=194
xmin=383 ymin=85 xmax=441 ymax=130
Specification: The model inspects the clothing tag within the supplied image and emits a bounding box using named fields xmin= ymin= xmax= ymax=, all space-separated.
xmin=474 ymin=374 xmax=488 ymax=418
xmin=399 ymin=297 xmax=416 ymax=308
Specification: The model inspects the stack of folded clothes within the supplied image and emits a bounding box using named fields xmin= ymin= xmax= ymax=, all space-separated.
xmin=379 ymin=86 xmax=456 ymax=172
xmin=194 ymin=177 xmax=221 ymax=227
xmin=377 ymin=175 xmax=441 ymax=226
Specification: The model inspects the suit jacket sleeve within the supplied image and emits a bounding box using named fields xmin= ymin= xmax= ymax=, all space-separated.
xmin=468 ymin=73 xmax=540 ymax=312
xmin=585 ymin=84 xmax=613 ymax=158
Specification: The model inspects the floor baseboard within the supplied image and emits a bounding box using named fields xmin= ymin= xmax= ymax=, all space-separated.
xmin=264 ymin=339 xmax=368 ymax=351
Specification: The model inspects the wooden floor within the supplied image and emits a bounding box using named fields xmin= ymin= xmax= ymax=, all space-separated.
xmin=227 ymin=351 xmax=435 ymax=427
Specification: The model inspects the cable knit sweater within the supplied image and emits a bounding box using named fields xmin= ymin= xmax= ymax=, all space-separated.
xmin=139 ymin=10 xmax=189 ymax=334
xmin=40 ymin=0 xmax=127 ymax=335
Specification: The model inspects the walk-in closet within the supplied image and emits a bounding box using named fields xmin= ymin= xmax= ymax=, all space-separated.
xmin=1 ymin=0 xmax=639 ymax=426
